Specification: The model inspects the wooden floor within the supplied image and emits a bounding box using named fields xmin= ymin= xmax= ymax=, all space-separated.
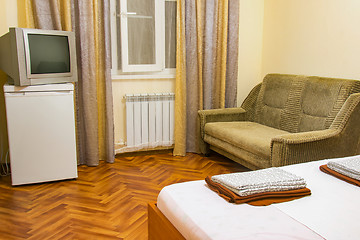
xmin=0 ymin=151 xmax=248 ymax=240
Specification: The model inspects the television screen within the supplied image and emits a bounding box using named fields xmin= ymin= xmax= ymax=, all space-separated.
xmin=28 ymin=34 xmax=70 ymax=74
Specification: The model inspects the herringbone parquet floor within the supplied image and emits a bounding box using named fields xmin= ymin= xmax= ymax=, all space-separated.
xmin=0 ymin=151 xmax=248 ymax=240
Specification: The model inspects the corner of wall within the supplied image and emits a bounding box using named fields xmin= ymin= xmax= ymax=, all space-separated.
xmin=237 ymin=0 xmax=265 ymax=106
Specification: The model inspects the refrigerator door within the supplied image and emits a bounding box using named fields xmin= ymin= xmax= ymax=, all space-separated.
xmin=4 ymin=85 xmax=77 ymax=185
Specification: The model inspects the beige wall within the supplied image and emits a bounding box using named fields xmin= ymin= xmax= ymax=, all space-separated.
xmin=0 ymin=0 xmax=18 ymax=35
xmin=0 ymin=0 xmax=18 ymax=163
xmin=261 ymin=0 xmax=360 ymax=80
xmin=237 ymin=0 xmax=264 ymax=105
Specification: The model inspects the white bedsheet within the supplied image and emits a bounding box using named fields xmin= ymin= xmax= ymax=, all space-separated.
xmin=157 ymin=159 xmax=360 ymax=240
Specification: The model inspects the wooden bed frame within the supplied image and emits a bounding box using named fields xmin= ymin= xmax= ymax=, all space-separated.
xmin=148 ymin=202 xmax=185 ymax=240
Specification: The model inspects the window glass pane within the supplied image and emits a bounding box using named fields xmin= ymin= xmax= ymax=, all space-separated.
xmin=127 ymin=0 xmax=156 ymax=65
xmin=127 ymin=0 xmax=154 ymax=16
xmin=165 ymin=1 xmax=176 ymax=69
xmin=112 ymin=0 xmax=177 ymax=73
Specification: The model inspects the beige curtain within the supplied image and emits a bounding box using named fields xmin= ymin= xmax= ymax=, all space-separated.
xmin=174 ymin=0 xmax=239 ymax=156
xmin=23 ymin=0 xmax=115 ymax=166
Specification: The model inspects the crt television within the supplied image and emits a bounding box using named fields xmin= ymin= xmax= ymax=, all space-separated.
xmin=0 ymin=27 xmax=78 ymax=86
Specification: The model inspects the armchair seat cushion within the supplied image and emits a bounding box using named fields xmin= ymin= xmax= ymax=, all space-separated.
xmin=205 ymin=122 xmax=289 ymax=158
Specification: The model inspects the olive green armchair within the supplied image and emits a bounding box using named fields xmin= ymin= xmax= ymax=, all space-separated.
xmin=199 ymin=74 xmax=360 ymax=170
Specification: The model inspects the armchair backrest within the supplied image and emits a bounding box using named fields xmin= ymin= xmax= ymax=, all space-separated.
xmin=245 ymin=74 xmax=360 ymax=133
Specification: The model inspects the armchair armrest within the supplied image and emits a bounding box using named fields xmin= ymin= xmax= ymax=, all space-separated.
xmin=271 ymin=92 xmax=360 ymax=167
xmin=270 ymin=129 xmax=344 ymax=167
xmin=272 ymin=129 xmax=340 ymax=145
xmin=198 ymin=108 xmax=247 ymax=139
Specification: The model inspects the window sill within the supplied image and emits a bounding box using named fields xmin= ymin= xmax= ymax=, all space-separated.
xmin=111 ymin=69 xmax=176 ymax=80
xmin=112 ymin=74 xmax=176 ymax=80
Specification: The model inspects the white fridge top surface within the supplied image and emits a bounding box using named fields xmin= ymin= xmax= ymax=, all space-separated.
xmin=4 ymin=83 xmax=74 ymax=93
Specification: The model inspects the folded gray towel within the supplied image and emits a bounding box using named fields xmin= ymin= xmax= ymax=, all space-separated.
xmin=211 ymin=168 xmax=306 ymax=197
xmin=327 ymin=156 xmax=360 ymax=180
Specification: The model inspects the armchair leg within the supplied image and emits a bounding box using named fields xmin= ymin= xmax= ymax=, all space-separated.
xmin=199 ymin=140 xmax=210 ymax=156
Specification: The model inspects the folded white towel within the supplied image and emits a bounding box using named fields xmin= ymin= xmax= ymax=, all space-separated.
xmin=327 ymin=155 xmax=360 ymax=180
xmin=211 ymin=168 xmax=306 ymax=197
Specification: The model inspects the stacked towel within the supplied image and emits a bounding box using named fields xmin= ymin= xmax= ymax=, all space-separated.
xmin=206 ymin=168 xmax=311 ymax=206
xmin=211 ymin=168 xmax=306 ymax=196
xmin=320 ymin=156 xmax=360 ymax=187
xmin=327 ymin=157 xmax=360 ymax=180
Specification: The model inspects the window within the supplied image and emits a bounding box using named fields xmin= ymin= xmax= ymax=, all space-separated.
xmin=110 ymin=0 xmax=176 ymax=79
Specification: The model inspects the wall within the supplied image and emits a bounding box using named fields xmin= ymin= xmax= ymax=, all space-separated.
xmin=5 ymin=0 xmax=359 ymax=153
xmin=0 ymin=0 xmax=18 ymax=34
xmin=0 ymin=0 xmax=18 ymax=164
xmin=112 ymin=78 xmax=175 ymax=147
xmin=262 ymin=0 xmax=360 ymax=80
xmin=237 ymin=0 xmax=264 ymax=106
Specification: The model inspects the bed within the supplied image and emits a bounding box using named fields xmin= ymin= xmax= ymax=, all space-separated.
xmin=148 ymin=159 xmax=360 ymax=240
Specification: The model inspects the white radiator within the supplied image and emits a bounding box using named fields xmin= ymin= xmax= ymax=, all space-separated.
xmin=125 ymin=93 xmax=175 ymax=150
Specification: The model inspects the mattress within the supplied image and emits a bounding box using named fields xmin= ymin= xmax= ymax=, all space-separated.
xmin=157 ymin=159 xmax=360 ymax=240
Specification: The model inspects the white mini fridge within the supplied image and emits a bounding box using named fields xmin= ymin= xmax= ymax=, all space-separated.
xmin=4 ymin=83 xmax=78 ymax=185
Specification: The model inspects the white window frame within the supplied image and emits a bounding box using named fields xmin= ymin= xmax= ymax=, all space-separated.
xmin=110 ymin=0 xmax=176 ymax=80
